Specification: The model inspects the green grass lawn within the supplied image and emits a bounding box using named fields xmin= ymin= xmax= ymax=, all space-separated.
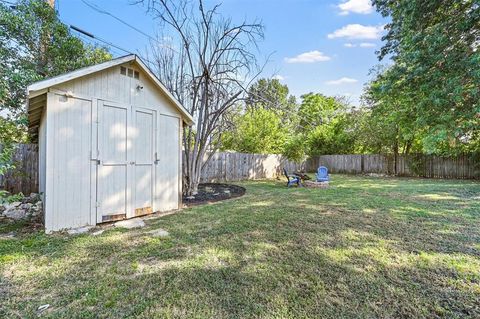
xmin=1 ymin=175 xmax=480 ymax=318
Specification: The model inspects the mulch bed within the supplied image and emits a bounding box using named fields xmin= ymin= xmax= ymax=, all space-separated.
xmin=182 ymin=183 xmax=246 ymax=207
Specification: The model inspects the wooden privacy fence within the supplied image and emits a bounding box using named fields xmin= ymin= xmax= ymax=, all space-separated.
xmin=3 ymin=145 xmax=479 ymax=195
xmin=0 ymin=144 xmax=39 ymax=194
xmin=1 ymin=145 xmax=304 ymax=194
xmin=194 ymin=152 xmax=305 ymax=183
xmin=307 ymin=154 xmax=480 ymax=179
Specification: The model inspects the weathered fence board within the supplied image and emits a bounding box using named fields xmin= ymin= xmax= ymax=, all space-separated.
xmin=0 ymin=144 xmax=39 ymax=194
xmin=307 ymin=154 xmax=480 ymax=179
xmin=195 ymin=152 xmax=305 ymax=183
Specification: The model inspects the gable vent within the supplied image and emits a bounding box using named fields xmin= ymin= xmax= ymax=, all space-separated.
xmin=120 ymin=67 xmax=140 ymax=79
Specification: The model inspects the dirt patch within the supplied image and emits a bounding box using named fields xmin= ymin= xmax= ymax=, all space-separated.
xmin=0 ymin=215 xmax=43 ymax=237
xmin=182 ymin=183 xmax=246 ymax=207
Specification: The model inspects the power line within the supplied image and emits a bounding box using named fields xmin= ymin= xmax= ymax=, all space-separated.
xmin=80 ymin=0 xmax=154 ymax=40
xmin=69 ymin=24 xmax=131 ymax=55
xmin=79 ymin=0 xmax=178 ymax=53
xmin=67 ymin=22 xmax=160 ymax=69
xmin=81 ymin=0 xmax=179 ymax=53
xmin=3 ymin=2 xmax=135 ymax=59
xmin=75 ymin=31 xmax=125 ymax=57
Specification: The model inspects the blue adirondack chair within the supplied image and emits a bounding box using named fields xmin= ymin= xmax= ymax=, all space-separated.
xmin=316 ymin=166 xmax=330 ymax=182
xmin=283 ymin=168 xmax=301 ymax=187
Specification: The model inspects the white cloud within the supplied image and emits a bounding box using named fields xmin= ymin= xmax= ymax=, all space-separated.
xmin=344 ymin=42 xmax=376 ymax=48
xmin=272 ymin=75 xmax=285 ymax=81
xmin=325 ymin=77 xmax=358 ymax=85
xmin=284 ymin=50 xmax=331 ymax=63
xmin=359 ymin=42 xmax=376 ymax=47
xmin=338 ymin=0 xmax=373 ymax=15
xmin=328 ymin=24 xmax=384 ymax=40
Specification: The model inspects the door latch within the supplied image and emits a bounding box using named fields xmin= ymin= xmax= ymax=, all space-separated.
xmin=154 ymin=152 xmax=159 ymax=164
xmin=91 ymin=151 xmax=100 ymax=165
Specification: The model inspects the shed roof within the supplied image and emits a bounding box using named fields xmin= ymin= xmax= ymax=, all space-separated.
xmin=27 ymin=54 xmax=194 ymax=134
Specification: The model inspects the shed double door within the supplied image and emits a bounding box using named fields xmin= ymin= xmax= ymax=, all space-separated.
xmin=96 ymin=100 xmax=156 ymax=223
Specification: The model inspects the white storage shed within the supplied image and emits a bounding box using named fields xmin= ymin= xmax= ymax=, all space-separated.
xmin=27 ymin=55 xmax=194 ymax=233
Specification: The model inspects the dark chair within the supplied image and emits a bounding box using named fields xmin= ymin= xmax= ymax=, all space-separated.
xmin=283 ymin=168 xmax=301 ymax=187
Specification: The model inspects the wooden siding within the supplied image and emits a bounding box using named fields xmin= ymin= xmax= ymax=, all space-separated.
xmin=47 ymin=93 xmax=93 ymax=231
xmin=155 ymin=115 xmax=181 ymax=211
xmin=53 ymin=62 xmax=180 ymax=119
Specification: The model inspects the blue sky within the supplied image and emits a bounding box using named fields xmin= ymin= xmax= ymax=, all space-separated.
xmin=58 ymin=0 xmax=388 ymax=105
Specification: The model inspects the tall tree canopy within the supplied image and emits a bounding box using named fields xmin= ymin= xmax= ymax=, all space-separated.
xmin=246 ymin=78 xmax=297 ymax=124
xmin=222 ymin=108 xmax=287 ymax=154
xmin=222 ymin=92 xmax=358 ymax=159
xmin=369 ymin=0 xmax=480 ymax=154
xmin=0 ymin=0 xmax=111 ymax=120
xmin=297 ymin=93 xmax=355 ymax=155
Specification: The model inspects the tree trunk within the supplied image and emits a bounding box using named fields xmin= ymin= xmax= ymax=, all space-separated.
xmin=393 ymin=129 xmax=399 ymax=176
xmin=183 ymin=151 xmax=203 ymax=196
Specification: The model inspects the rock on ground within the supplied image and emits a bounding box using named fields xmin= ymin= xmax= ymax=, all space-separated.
xmin=3 ymin=207 xmax=27 ymax=220
xmin=147 ymin=228 xmax=169 ymax=237
xmin=67 ymin=226 xmax=93 ymax=235
xmin=91 ymin=229 xmax=105 ymax=236
xmin=0 ymin=193 xmax=43 ymax=221
xmin=114 ymin=218 xmax=145 ymax=229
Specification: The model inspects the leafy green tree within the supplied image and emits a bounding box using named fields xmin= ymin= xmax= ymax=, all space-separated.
xmin=282 ymin=134 xmax=307 ymax=162
xmin=0 ymin=0 xmax=111 ymax=177
xmin=371 ymin=0 xmax=480 ymax=154
xmin=222 ymin=108 xmax=287 ymax=154
xmin=246 ymin=78 xmax=297 ymax=124
xmin=305 ymin=117 xmax=356 ymax=156
xmin=297 ymin=93 xmax=342 ymax=130
xmin=0 ymin=0 xmax=111 ymax=119
xmin=360 ymin=65 xmax=422 ymax=155
xmin=296 ymin=93 xmax=356 ymax=155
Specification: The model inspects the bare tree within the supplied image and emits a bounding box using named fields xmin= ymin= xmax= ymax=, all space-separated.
xmin=138 ymin=0 xmax=264 ymax=195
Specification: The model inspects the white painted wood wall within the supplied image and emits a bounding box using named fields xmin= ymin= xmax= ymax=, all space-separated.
xmin=40 ymin=61 xmax=183 ymax=232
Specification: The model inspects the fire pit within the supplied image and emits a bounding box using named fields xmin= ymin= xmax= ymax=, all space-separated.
xmin=303 ymin=180 xmax=329 ymax=189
